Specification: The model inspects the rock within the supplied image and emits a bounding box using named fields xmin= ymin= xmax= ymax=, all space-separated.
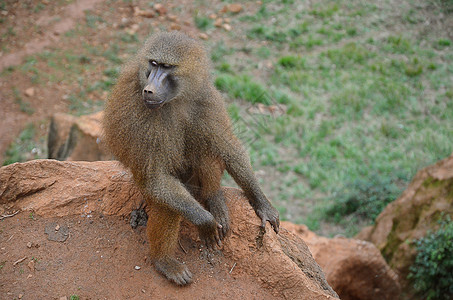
xmin=214 ymin=18 xmax=223 ymax=27
xmin=44 ymin=222 xmax=69 ymax=242
xmin=199 ymin=33 xmax=209 ymax=40
xmin=357 ymin=153 xmax=453 ymax=287
xmin=134 ymin=8 xmax=155 ymax=18
xmin=27 ymin=260 xmax=35 ymax=271
xmin=47 ymin=111 xmax=111 ymax=161
xmin=167 ymin=14 xmax=178 ymax=22
xmin=0 ymin=159 xmax=338 ymax=299
xmin=228 ymin=3 xmax=243 ymax=13
xmin=170 ymin=23 xmax=181 ymax=31
xmin=0 ymin=160 xmax=142 ymax=217
xmin=25 ymin=87 xmax=35 ymax=97
xmin=154 ymin=3 xmax=167 ymax=15
xmin=209 ymin=13 xmax=217 ymax=19
xmin=222 ymin=24 xmax=232 ymax=31
xmin=283 ymin=222 xmax=401 ymax=300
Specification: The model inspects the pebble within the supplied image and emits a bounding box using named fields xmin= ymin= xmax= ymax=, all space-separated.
xmin=228 ymin=3 xmax=243 ymax=13
xmin=135 ymin=265 xmax=141 ymax=270
xmin=223 ymin=24 xmax=232 ymax=31
xmin=170 ymin=23 xmax=181 ymax=30
xmin=199 ymin=33 xmax=209 ymax=40
xmin=25 ymin=87 xmax=35 ymax=97
xmin=28 ymin=260 xmax=35 ymax=271
xmin=214 ymin=18 xmax=223 ymax=27
xmin=27 ymin=242 xmax=32 ymax=248
xmin=154 ymin=3 xmax=167 ymax=15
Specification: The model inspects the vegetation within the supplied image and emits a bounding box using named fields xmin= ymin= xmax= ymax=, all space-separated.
xmin=408 ymin=217 xmax=453 ymax=300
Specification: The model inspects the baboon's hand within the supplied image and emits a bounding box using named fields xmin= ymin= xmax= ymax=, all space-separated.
xmin=255 ymin=203 xmax=280 ymax=234
xmin=197 ymin=216 xmax=223 ymax=250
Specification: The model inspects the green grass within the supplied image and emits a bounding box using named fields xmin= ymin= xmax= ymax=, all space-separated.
xmin=3 ymin=124 xmax=40 ymax=166
xmin=212 ymin=0 xmax=453 ymax=236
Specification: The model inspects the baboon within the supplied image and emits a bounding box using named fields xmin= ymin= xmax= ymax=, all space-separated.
xmin=103 ymin=31 xmax=280 ymax=285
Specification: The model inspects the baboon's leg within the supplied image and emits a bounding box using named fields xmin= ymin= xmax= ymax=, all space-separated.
xmin=147 ymin=203 xmax=192 ymax=285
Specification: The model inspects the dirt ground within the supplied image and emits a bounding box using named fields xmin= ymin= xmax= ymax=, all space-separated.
xmin=0 ymin=212 xmax=277 ymax=299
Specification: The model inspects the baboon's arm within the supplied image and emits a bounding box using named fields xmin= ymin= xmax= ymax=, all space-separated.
xmin=145 ymin=174 xmax=222 ymax=246
xmin=215 ymin=135 xmax=280 ymax=233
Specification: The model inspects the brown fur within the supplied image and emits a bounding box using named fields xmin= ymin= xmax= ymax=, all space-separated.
xmin=103 ymin=32 xmax=279 ymax=285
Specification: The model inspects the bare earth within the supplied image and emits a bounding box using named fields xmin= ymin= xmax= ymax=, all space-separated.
xmin=1 ymin=212 xmax=277 ymax=299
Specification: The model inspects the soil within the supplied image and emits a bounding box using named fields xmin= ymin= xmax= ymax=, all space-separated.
xmin=0 ymin=212 xmax=277 ymax=299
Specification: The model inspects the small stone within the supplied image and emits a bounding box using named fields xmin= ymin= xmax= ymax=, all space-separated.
xmin=55 ymin=224 xmax=60 ymax=231
xmin=214 ymin=18 xmax=223 ymax=27
xmin=18 ymin=294 xmax=23 ymax=299
xmin=167 ymin=14 xmax=178 ymax=22
xmin=138 ymin=10 xmax=155 ymax=18
xmin=27 ymin=274 xmax=33 ymax=279
xmin=199 ymin=33 xmax=209 ymax=40
xmin=135 ymin=265 xmax=141 ymax=270
xmin=133 ymin=6 xmax=141 ymax=16
xmin=228 ymin=3 xmax=243 ymax=13
xmin=126 ymin=24 xmax=139 ymax=35
xmin=28 ymin=260 xmax=35 ymax=271
xmin=209 ymin=13 xmax=217 ymax=19
xmin=25 ymin=87 xmax=35 ymax=97
xmin=154 ymin=3 xmax=167 ymax=15
xmin=223 ymin=24 xmax=232 ymax=31
xmin=27 ymin=242 xmax=32 ymax=248
xmin=170 ymin=23 xmax=181 ymax=30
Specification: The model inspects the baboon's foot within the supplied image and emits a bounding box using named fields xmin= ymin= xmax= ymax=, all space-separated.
xmin=154 ymin=256 xmax=193 ymax=285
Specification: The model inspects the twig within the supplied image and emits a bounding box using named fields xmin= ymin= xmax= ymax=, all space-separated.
xmin=229 ymin=262 xmax=237 ymax=274
xmin=7 ymin=234 xmax=14 ymax=242
xmin=0 ymin=211 xmax=19 ymax=220
xmin=13 ymin=256 xmax=27 ymax=266
xmin=178 ymin=240 xmax=187 ymax=254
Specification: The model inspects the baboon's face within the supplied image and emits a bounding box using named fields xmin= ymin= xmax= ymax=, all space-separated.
xmin=138 ymin=32 xmax=210 ymax=109
xmin=142 ymin=59 xmax=178 ymax=109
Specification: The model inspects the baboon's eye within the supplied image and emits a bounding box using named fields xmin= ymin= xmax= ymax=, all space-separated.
xmin=150 ymin=60 xmax=158 ymax=67
xmin=162 ymin=63 xmax=172 ymax=69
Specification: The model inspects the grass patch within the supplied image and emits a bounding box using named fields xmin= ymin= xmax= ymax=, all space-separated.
xmin=324 ymin=174 xmax=402 ymax=225
xmin=215 ymin=74 xmax=290 ymax=105
xmin=3 ymin=124 xmax=40 ymax=166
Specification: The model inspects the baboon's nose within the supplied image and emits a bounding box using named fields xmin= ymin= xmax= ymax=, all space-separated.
xmin=143 ymin=85 xmax=154 ymax=95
